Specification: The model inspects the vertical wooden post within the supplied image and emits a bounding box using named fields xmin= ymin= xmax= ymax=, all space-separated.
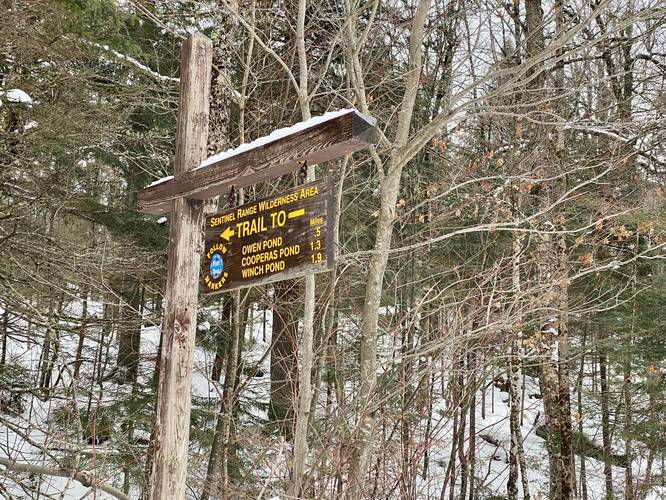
xmin=149 ymin=33 xmax=212 ymax=500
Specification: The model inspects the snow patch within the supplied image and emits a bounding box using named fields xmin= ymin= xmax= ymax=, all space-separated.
xmin=1 ymin=88 xmax=33 ymax=104
xmin=647 ymin=487 xmax=666 ymax=500
xmin=147 ymin=175 xmax=173 ymax=187
xmin=23 ymin=120 xmax=38 ymax=131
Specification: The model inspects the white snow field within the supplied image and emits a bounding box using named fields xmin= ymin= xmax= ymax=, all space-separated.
xmin=1 ymin=299 xmax=664 ymax=498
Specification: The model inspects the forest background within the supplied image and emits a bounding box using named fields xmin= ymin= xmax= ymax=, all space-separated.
xmin=1 ymin=0 xmax=665 ymax=498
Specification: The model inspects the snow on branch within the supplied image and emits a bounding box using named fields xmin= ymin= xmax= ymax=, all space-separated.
xmin=564 ymin=123 xmax=666 ymax=171
xmin=82 ymin=39 xmax=179 ymax=84
xmin=0 ymin=457 xmax=129 ymax=500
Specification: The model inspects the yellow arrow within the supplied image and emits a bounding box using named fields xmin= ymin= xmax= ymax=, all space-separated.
xmin=288 ymin=208 xmax=305 ymax=219
xmin=220 ymin=226 xmax=234 ymax=241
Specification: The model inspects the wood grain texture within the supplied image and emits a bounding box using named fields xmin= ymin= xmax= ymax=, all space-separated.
xmin=148 ymin=33 xmax=212 ymax=500
xmin=137 ymin=112 xmax=376 ymax=214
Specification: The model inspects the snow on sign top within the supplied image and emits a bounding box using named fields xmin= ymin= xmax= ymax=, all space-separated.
xmin=196 ymin=108 xmax=376 ymax=170
xmin=147 ymin=175 xmax=174 ymax=188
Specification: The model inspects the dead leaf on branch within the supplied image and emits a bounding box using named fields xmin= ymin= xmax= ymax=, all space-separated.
xmin=638 ymin=221 xmax=655 ymax=235
xmin=612 ymin=225 xmax=632 ymax=240
xmin=577 ymin=253 xmax=594 ymax=267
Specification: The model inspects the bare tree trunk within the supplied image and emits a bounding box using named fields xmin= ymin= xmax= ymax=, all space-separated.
xmin=600 ymin=336 xmax=614 ymax=500
xmin=508 ymin=218 xmax=530 ymax=499
xmin=508 ymin=341 xmax=529 ymax=499
xmin=289 ymin=0 xmax=318 ymax=487
xmin=269 ymin=280 xmax=299 ymax=440
xmin=621 ymin=30 xmax=635 ymax=500
xmin=467 ymin=350 xmax=476 ymax=500
xmin=643 ymin=375 xmax=658 ymax=495
xmin=73 ymin=286 xmax=89 ymax=379
xmin=536 ymin=243 xmax=573 ymax=499
xmin=624 ymin=288 xmax=635 ymax=500
xmin=39 ymin=294 xmax=63 ymax=393
xmin=116 ymin=281 xmax=142 ymax=384
xmin=199 ymin=5 xmax=245 ymax=495
xmin=423 ymin=371 xmax=434 ymax=480
xmin=211 ymin=299 xmax=231 ymax=381
xmin=526 ymin=0 xmax=574 ymax=495
xmin=202 ymin=289 xmax=243 ymax=500
xmin=346 ymin=0 xmax=432 ymax=494
xmin=1 ymin=306 xmax=8 ymax=366
xmin=400 ymin=313 xmax=413 ymax=498
xmin=440 ymin=362 xmax=460 ymax=500
xmin=577 ymin=329 xmax=588 ymax=500
xmin=557 ymin=262 xmax=575 ymax=498
xmin=458 ymin=360 xmax=469 ymax=500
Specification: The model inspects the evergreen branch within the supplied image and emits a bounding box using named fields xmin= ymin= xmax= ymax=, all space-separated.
xmin=80 ymin=39 xmax=180 ymax=84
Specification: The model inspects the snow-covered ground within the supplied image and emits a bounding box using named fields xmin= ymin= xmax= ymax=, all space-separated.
xmin=1 ymin=300 xmax=665 ymax=498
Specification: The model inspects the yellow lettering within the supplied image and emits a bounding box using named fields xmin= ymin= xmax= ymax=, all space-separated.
xmin=262 ymin=236 xmax=282 ymax=250
xmin=207 ymin=243 xmax=226 ymax=259
xmin=235 ymin=216 xmax=267 ymax=237
xmin=299 ymin=185 xmax=319 ymax=199
xmin=237 ymin=205 xmax=258 ymax=218
xmin=279 ymin=244 xmax=300 ymax=258
xmin=265 ymin=261 xmax=285 ymax=273
xmin=209 ymin=212 xmax=235 ymax=227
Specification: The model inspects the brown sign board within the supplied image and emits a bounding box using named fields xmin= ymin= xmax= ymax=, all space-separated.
xmin=202 ymin=178 xmax=334 ymax=293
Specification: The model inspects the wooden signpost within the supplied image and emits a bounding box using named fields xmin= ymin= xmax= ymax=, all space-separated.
xmin=136 ymin=33 xmax=377 ymax=500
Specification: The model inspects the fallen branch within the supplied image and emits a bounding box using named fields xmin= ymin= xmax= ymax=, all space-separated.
xmin=0 ymin=457 xmax=129 ymax=500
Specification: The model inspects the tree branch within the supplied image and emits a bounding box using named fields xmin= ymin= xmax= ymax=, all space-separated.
xmin=0 ymin=457 xmax=130 ymax=500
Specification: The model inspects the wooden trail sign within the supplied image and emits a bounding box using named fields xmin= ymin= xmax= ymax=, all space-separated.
xmin=136 ymin=35 xmax=378 ymax=500
xmin=203 ymin=178 xmax=334 ymax=293
xmin=138 ymin=109 xmax=376 ymax=214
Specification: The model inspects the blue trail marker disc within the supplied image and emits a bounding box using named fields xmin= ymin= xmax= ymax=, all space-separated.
xmin=210 ymin=253 xmax=224 ymax=279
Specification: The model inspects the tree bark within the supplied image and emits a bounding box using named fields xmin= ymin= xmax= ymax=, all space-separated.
xmin=211 ymin=299 xmax=231 ymax=382
xmin=577 ymin=328 xmax=588 ymax=500
xmin=600 ymin=336 xmax=614 ymax=500
xmin=346 ymin=0 xmax=432 ymax=494
xmin=508 ymin=218 xmax=530 ymax=500
xmin=38 ymin=294 xmax=63 ymax=393
xmin=116 ymin=281 xmax=142 ymax=384
xmin=269 ymin=280 xmax=299 ymax=440
xmin=467 ymin=350 xmax=476 ymax=500
xmin=202 ymin=289 xmax=243 ymax=500
xmin=1 ymin=306 xmax=8 ymax=366
xmin=73 ymin=286 xmax=89 ymax=379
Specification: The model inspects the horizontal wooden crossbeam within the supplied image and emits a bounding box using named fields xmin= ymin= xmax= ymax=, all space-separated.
xmin=137 ymin=109 xmax=377 ymax=214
